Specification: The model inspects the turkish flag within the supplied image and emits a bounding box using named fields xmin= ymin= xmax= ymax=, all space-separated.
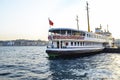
xmin=48 ymin=19 xmax=54 ymax=26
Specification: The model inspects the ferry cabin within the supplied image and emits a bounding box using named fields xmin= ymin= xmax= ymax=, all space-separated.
xmin=47 ymin=28 xmax=111 ymax=49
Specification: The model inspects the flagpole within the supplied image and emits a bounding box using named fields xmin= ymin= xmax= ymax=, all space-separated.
xmin=86 ymin=1 xmax=90 ymax=32
xmin=76 ymin=15 xmax=79 ymax=30
xmin=49 ymin=25 xmax=51 ymax=29
xmin=48 ymin=18 xmax=50 ymax=41
xmin=48 ymin=18 xmax=51 ymax=29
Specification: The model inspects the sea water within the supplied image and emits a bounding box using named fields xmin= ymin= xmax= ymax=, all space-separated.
xmin=0 ymin=46 xmax=120 ymax=80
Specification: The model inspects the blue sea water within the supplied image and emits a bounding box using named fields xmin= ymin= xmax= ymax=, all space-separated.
xmin=0 ymin=46 xmax=120 ymax=80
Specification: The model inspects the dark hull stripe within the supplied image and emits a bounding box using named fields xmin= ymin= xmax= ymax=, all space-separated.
xmin=46 ymin=49 xmax=103 ymax=58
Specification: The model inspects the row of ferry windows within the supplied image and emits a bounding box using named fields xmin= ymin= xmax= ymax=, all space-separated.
xmin=71 ymin=42 xmax=84 ymax=46
xmin=51 ymin=32 xmax=85 ymax=36
xmin=86 ymin=34 xmax=105 ymax=39
xmin=69 ymin=42 xmax=101 ymax=46
xmin=51 ymin=32 xmax=105 ymax=39
xmin=52 ymin=32 xmax=105 ymax=40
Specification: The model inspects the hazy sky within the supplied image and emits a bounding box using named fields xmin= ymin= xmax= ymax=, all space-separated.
xmin=0 ymin=0 xmax=120 ymax=40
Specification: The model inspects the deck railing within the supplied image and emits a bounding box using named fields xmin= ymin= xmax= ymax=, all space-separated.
xmin=48 ymin=35 xmax=84 ymax=40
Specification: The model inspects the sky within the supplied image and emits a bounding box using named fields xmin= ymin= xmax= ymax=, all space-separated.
xmin=0 ymin=0 xmax=120 ymax=41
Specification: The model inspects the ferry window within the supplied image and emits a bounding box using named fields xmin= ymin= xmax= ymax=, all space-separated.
xmin=91 ymin=35 xmax=93 ymax=38
xmin=83 ymin=42 xmax=84 ymax=46
xmin=75 ymin=32 xmax=80 ymax=35
xmin=65 ymin=31 xmax=67 ymax=35
xmin=80 ymin=33 xmax=82 ymax=36
xmin=87 ymin=34 xmax=88 ymax=37
xmin=80 ymin=42 xmax=82 ymax=46
xmin=87 ymin=42 xmax=88 ymax=45
xmin=77 ymin=42 xmax=79 ymax=46
xmin=74 ymin=42 xmax=76 ymax=46
xmin=88 ymin=34 xmax=90 ymax=37
xmin=93 ymin=35 xmax=94 ymax=38
xmin=90 ymin=34 xmax=91 ymax=38
xmin=81 ymin=32 xmax=85 ymax=36
xmin=71 ymin=42 xmax=73 ymax=46
xmin=89 ymin=34 xmax=91 ymax=37
xmin=83 ymin=33 xmax=85 ymax=36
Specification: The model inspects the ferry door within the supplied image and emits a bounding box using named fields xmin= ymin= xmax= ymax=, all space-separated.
xmin=57 ymin=41 xmax=59 ymax=48
xmin=60 ymin=41 xmax=62 ymax=48
xmin=57 ymin=41 xmax=62 ymax=48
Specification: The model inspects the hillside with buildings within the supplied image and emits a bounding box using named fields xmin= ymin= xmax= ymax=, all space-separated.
xmin=0 ymin=39 xmax=48 ymax=46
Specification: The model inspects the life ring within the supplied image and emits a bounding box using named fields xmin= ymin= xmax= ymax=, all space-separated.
xmin=65 ymin=42 xmax=68 ymax=46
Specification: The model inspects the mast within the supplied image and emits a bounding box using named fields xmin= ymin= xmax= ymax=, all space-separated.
xmin=76 ymin=15 xmax=79 ymax=30
xmin=86 ymin=2 xmax=90 ymax=32
xmin=107 ymin=24 xmax=109 ymax=32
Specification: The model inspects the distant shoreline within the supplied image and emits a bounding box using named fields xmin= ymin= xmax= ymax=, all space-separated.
xmin=0 ymin=39 xmax=48 ymax=46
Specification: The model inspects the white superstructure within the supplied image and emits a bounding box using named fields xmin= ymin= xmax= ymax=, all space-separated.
xmin=46 ymin=27 xmax=113 ymax=57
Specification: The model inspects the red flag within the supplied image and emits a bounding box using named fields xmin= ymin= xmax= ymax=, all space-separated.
xmin=48 ymin=18 xmax=54 ymax=26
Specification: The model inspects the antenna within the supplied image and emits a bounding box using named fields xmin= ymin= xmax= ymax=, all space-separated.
xmin=107 ymin=24 xmax=109 ymax=32
xmin=86 ymin=1 xmax=90 ymax=32
xmin=76 ymin=15 xmax=79 ymax=30
xmin=100 ymin=24 xmax=102 ymax=29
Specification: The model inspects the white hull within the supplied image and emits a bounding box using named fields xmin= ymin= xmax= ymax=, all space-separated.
xmin=46 ymin=47 xmax=104 ymax=57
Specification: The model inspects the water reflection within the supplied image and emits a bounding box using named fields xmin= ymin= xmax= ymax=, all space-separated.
xmin=48 ymin=53 xmax=120 ymax=80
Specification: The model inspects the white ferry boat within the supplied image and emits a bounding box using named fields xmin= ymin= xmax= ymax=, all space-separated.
xmin=46 ymin=2 xmax=114 ymax=58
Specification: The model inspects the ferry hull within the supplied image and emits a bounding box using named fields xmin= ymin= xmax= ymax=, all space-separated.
xmin=46 ymin=48 xmax=104 ymax=58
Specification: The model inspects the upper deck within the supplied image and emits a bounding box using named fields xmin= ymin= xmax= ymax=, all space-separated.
xmin=48 ymin=28 xmax=109 ymax=42
xmin=48 ymin=28 xmax=85 ymax=39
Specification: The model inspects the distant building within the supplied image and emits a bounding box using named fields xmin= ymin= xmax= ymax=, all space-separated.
xmin=7 ymin=41 xmax=14 ymax=46
xmin=0 ymin=41 xmax=3 ymax=46
xmin=0 ymin=39 xmax=47 ymax=46
xmin=26 ymin=40 xmax=37 ymax=46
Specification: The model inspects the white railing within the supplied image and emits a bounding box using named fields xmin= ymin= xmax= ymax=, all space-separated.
xmin=48 ymin=35 xmax=84 ymax=40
